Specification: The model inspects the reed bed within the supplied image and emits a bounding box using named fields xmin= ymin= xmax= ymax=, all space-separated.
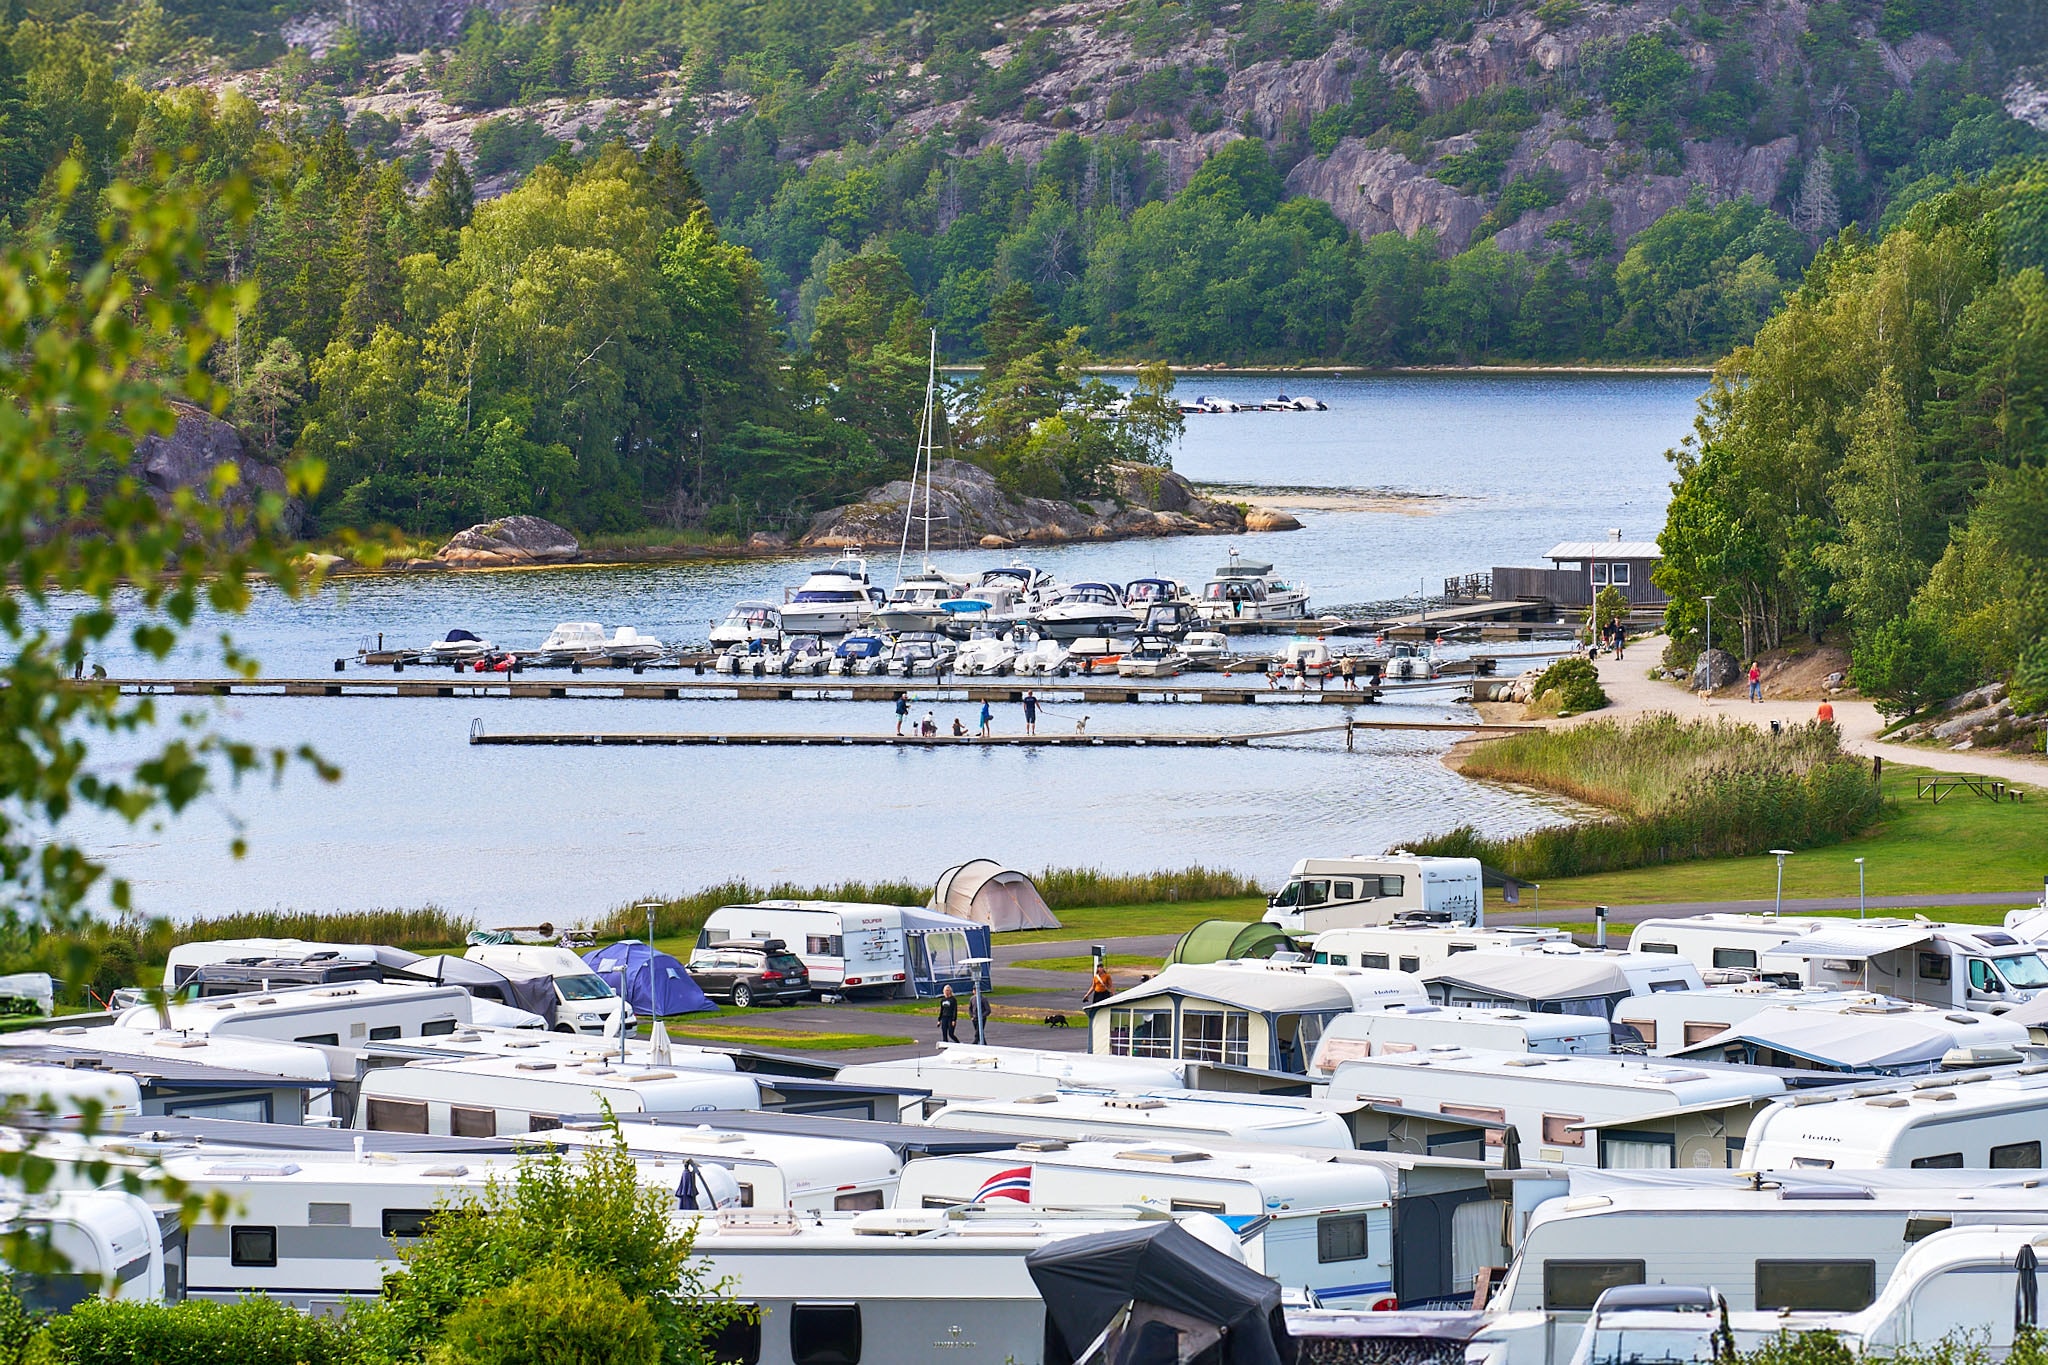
xmin=1031 ymin=865 xmax=1266 ymax=909
xmin=1414 ymin=713 xmax=1883 ymax=880
xmin=175 ymin=906 xmax=477 ymax=952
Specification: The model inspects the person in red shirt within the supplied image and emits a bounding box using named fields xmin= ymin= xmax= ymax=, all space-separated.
xmin=1748 ymin=663 xmax=1762 ymax=702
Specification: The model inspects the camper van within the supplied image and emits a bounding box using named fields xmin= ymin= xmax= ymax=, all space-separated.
xmin=1323 ymin=1048 xmax=1787 ymax=1167
xmin=696 ymin=902 xmax=991 ymax=999
xmin=1309 ymin=1005 xmax=1612 ymax=1073
xmin=894 ymin=1139 xmax=1507 ymax=1310
xmin=545 ymin=1117 xmax=902 ymax=1212
xmin=1312 ymin=924 xmax=1572 ymax=973
xmin=1263 ymin=856 xmax=1484 ymax=934
xmin=1088 ymin=962 xmax=1428 ymax=1073
xmin=0 ymin=1191 xmax=172 ymax=1312
xmin=463 ymin=945 xmax=632 ymax=1035
xmin=355 ymin=1055 xmax=760 ymax=1136
xmin=1741 ymin=1064 xmax=2048 ymax=1168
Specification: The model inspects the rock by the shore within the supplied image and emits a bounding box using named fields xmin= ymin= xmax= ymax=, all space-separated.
xmin=802 ymin=458 xmax=1247 ymax=549
xmin=435 ymin=515 xmax=579 ymax=567
xmin=133 ymin=401 xmax=303 ymax=538
xmin=1245 ymin=508 xmax=1303 ymax=532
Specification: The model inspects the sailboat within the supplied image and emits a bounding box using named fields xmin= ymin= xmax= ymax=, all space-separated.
xmin=871 ymin=333 xmax=974 ymax=635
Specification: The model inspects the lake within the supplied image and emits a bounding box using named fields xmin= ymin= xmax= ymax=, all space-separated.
xmin=79 ymin=372 xmax=1706 ymax=925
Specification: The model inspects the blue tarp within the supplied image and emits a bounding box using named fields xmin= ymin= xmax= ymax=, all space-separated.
xmin=583 ymin=942 xmax=716 ymax=1017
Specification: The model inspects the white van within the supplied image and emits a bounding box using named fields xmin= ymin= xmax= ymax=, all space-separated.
xmin=1742 ymin=1065 xmax=2048 ymax=1169
xmin=1263 ymin=856 xmax=1483 ymax=934
xmin=356 ymin=1054 xmax=760 ymax=1137
xmin=464 ymin=945 xmax=632 ymax=1035
xmin=1312 ymin=924 xmax=1571 ymax=974
xmin=1309 ymin=1005 xmax=1611 ymax=1072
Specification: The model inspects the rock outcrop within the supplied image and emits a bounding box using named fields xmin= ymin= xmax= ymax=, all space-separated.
xmin=434 ymin=515 xmax=580 ymax=566
xmin=1692 ymin=648 xmax=1740 ymax=691
xmin=132 ymin=402 xmax=303 ymax=539
xmin=801 ymin=458 xmax=1259 ymax=549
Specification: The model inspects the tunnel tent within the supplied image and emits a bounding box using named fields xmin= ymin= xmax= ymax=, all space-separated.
xmin=1166 ymin=920 xmax=1297 ymax=966
xmin=584 ymin=942 xmax=715 ymax=1018
xmin=931 ymin=859 xmax=1061 ymax=932
xmin=1027 ymin=1221 xmax=1292 ymax=1365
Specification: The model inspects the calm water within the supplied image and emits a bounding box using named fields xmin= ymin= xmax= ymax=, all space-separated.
xmin=77 ymin=373 xmax=1704 ymax=925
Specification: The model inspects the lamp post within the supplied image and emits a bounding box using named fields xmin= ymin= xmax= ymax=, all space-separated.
xmin=1769 ymin=849 xmax=1793 ymax=917
xmin=1700 ymin=595 xmax=1716 ymax=699
xmin=1854 ymin=858 xmax=1866 ymax=920
xmin=629 ymin=900 xmax=663 ymax=1062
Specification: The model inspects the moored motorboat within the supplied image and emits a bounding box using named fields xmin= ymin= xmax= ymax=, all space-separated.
xmin=1013 ymin=638 xmax=1070 ymax=676
xmin=767 ymin=634 xmax=829 ymax=676
xmin=828 ymin=633 xmax=888 ymax=675
xmin=1117 ymin=638 xmax=1190 ymax=678
xmin=1384 ymin=640 xmax=1438 ymax=680
xmin=884 ymin=633 xmax=957 ymax=677
xmin=426 ymin=629 xmax=492 ymax=663
xmin=954 ymin=629 xmax=1021 ymax=677
xmin=1033 ymin=582 xmax=1142 ymax=641
xmin=1279 ymin=638 xmax=1332 ymax=680
xmin=600 ymin=627 xmax=667 ymax=663
xmin=1194 ymin=547 xmax=1311 ymax=621
xmin=1066 ymin=635 xmax=1137 ymax=676
xmin=708 ymin=602 xmax=782 ymax=648
xmin=871 ymin=565 xmax=972 ymax=634
xmin=781 ymin=551 xmax=882 ymax=635
xmin=533 ymin=621 xmax=607 ymax=664
xmin=1181 ymin=630 xmax=1230 ymax=661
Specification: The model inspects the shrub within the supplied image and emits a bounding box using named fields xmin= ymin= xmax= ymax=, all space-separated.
xmin=2014 ymin=640 xmax=2048 ymax=715
xmin=430 ymin=1260 xmax=660 ymax=1365
xmin=1850 ymin=612 xmax=1982 ymax=717
xmin=47 ymin=1297 xmax=359 ymax=1365
xmin=1531 ymin=655 xmax=1607 ymax=713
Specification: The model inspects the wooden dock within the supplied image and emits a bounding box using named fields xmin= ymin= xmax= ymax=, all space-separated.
xmin=467 ymin=716 xmax=1536 ymax=748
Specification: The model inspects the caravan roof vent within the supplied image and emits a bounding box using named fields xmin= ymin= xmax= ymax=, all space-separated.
xmin=1015 ymin=1093 xmax=1059 ymax=1105
xmin=419 ymin=1165 xmax=470 ymax=1179
xmin=627 ymin=1071 xmax=678 ymax=1082
xmin=1502 ymin=1058 xmax=1547 ymax=1068
xmin=1779 ymin=1185 xmax=1875 ymax=1201
xmin=1015 ymin=1140 xmax=1070 ymax=1153
xmin=1104 ymin=1098 xmax=1168 ymax=1110
xmin=1864 ymin=1098 xmax=1909 ymax=1109
xmin=205 ymin=1162 xmax=301 ymax=1179
xmin=514 ymin=1061 xmax=558 ymax=1072
xmin=313 ymin=988 xmax=359 ymax=998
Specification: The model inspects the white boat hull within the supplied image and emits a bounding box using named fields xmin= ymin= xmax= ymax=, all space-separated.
xmin=779 ymin=605 xmax=869 ymax=635
xmin=1196 ymin=594 xmax=1310 ymax=622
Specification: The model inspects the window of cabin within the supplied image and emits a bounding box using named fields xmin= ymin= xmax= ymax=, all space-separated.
xmin=833 ymin=1190 xmax=884 ymax=1212
xmin=1543 ymin=1260 xmax=1644 ymax=1312
xmin=1333 ymin=881 xmax=1355 ymax=900
xmin=1181 ymin=1009 xmax=1250 ymax=1066
xmin=1317 ymin=1215 xmax=1370 ymax=1263
xmin=789 ymin=1303 xmax=862 ymax=1365
xmin=1639 ymin=942 xmax=1678 ymax=955
xmin=1712 ymin=948 xmax=1757 ymax=970
xmin=1107 ymin=1007 xmax=1173 ymax=1059
xmin=421 ymin=1019 xmax=457 ymax=1037
xmin=366 ymin=1098 xmax=428 ymax=1134
xmin=707 ymin=1311 xmax=762 ymax=1365
xmin=295 ymin=1033 xmax=339 ymax=1047
xmin=1754 ymin=1260 xmax=1876 ymax=1312
xmin=368 ymin=1025 xmax=401 ymax=1041
xmin=1361 ymin=953 xmax=1390 ymax=970
xmin=1610 ymin=563 xmax=1630 ymax=586
xmin=1399 ymin=956 xmax=1421 ymax=973
xmin=1632 ymin=1020 xmax=1657 ymax=1048
xmin=1911 ymin=1153 xmax=1964 ymax=1169
xmin=1993 ymin=1141 xmax=2043 ymax=1169
xmin=1591 ymin=563 xmax=1608 ymax=586
xmin=450 ymin=1106 xmax=495 ymax=1138
xmin=1920 ymin=953 xmax=1951 ymax=981
xmin=381 ymin=1210 xmax=434 ymax=1239
xmin=229 ymin=1227 xmax=277 ymax=1268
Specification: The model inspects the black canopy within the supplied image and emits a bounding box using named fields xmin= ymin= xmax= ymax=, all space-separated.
xmin=399 ymin=954 xmax=559 ymax=1026
xmin=1027 ymin=1223 xmax=1294 ymax=1365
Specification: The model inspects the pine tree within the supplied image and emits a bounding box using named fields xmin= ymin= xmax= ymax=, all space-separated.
xmin=642 ymin=140 xmax=706 ymax=225
xmin=419 ymin=149 xmax=473 ymax=252
xmin=340 ymin=190 xmax=403 ymax=342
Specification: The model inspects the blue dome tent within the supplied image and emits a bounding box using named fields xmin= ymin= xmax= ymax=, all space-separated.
xmin=583 ymin=942 xmax=715 ymax=1017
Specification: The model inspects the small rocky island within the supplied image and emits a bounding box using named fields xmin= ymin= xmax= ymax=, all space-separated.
xmin=802 ymin=458 xmax=1298 ymax=550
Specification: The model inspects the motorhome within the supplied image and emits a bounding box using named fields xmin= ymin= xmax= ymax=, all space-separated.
xmin=1421 ymin=950 xmax=1702 ymax=1019
xmin=161 ymin=938 xmax=417 ymax=989
xmin=1830 ymin=1224 xmax=2048 ymax=1356
xmin=1612 ymin=985 xmax=1881 ymax=1055
xmin=1323 ymin=1048 xmax=1787 ymax=1167
xmin=463 ymin=945 xmax=632 ymax=1035
xmin=1309 ymin=1006 xmax=1612 ymax=1073
xmin=1088 ymin=962 xmax=1427 ymax=1073
xmin=370 ymin=1023 xmax=738 ymax=1075
xmin=695 ymin=901 xmax=991 ymax=999
xmin=118 ymin=984 xmax=478 ymax=1083
xmin=1263 ymin=856 xmax=1484 ymax=934
xmin=893 ymin=1139 xmax=1506 ymax=1310
xmin=921 ymin=1090 xmax=1358 ymax=1150
xmin=835 ymin=1046 xmax=1187 ymax=1114
xmin=1311 ymin=924 xmax=1572 ymax=974
xmin=0 ymin=1059 xmax=143 ymax=1127
xmin=1741 ymin=1064 xmax=2048 ymax=1168
xmin=355 ymin=1055 xmax=760 ymax=1136
xmin=543 ymin=1116 xmax=902 ymax=1212
xmin=2 ymin=1028 xmax=335 ymax=1124
xmin=1668 ymin=999 xmax=2031 ymax=1075
xmin=1625 ymin=915 xmax=1843 ymax=978
xmin=0 ymin=1191 xmax=172 ymax=1312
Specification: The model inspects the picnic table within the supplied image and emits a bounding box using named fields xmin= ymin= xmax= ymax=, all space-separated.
xmin=1916 ymin=773 xmax=2026 ymax=803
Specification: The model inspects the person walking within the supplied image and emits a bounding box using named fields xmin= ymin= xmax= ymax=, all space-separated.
xmin=971 ymin=988 xmax=992 ymax=1044
xmin=1748 ymin=662 xmax=1762 ymax=703
xmin=894 ymin=692 xmax=909 ymax=736
xmin=978 ymin=700 xmax=993 ymax=738
xmin=1817 ymin=698 xmax=1835 ymax=723
xmin=1085 ymin=960 xmax=1115 ymax=1004
xmin=1613 ymin=624 xmax=1626 ymax=661
xmin=1023 ymin=692 xmax=1039 ymax=735
xmin=937 ymin=986 xmax=959 ymax=1044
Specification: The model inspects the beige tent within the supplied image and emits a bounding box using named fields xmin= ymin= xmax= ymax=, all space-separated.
xmin=931 ymin=860 xmax=1062 ymax=932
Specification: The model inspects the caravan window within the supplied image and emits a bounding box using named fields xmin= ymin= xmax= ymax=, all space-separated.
xmin=1600 ymin=1134 xmax=1675 ymax=1169
xmin=421 ymin=1019 xmax=457 ymax=1037
xmin=1755 ymin=1260 xmax=1875 ymax=1312
xmin=1919 ymin=953 xmax=1951 ymax=982
xmin=707 ymin=1312 xmax=762 ymax=1365
xmin=1399 ymin=956 xmax=1421 ymax=973
xmin=367 ymin=1099 xmax=428 ymax=1134
xmin=1324 ymin=954 xmax=1350 ymax=966
xmin=451 ymin=1106 xmax=495 ymax=1138
xmin=1543 ymin=1260 xmax=1644 ymax=1311
xmin=1181 ymin=1009 xmax=1250 ymax=1066
xmin=1684 ymin=1022 xmax=1722 ymax=1045
xmin=1361 ymin=953 xmax=1390 ymax=970
xmin=806 ymin=935 xmax=843 ymax=956
xmin=1333 ymin=881 xmax=1356 ymax=901
xmin=382 ymin=1210 xmax=434 ymax=1239
xmin=833 ymin=1191 xmax=884 ymax=1212
xmin=1993 ymin=1141 xmax=2043 ymax=1169
xmin=790 ymin=1303 xmax=861 ymax=1365
xmin=1317 ymin=1215 xmax=1370 ymax=1263
xmin=1300 ymin=881 xmax=1331 ymax=907
xmin=1378 ymin=876 xmax=1405 ymax=898
xmin=1910 ymin=1153 xmax=1964 ymax=1169
xmin=1712 ymin=948 xmax=1757 ymax=970
xmin=368 ymin=1025 xmax=401 ymax=1041
xmin=229 ymin=1227 xmax=277 ymax=1268
xmin=1640 ymin=942 xmax=1678 ymax=955
xmin=1108 ymin=1007 xmax=1173 ymax=1059
xmin=1442 ymin=1104 xmax=1505 ymax=1148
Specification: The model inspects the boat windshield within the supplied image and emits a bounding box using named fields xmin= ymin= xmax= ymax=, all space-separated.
xmin=1994 ymin=954 xmax=2048 ymax=989
xmin=793 ymin=589 xmax=863 ymax=603
xmin=1204 ymin=581 xmax=1263 ymax=601
xmin=557 ymin=973 xmax=617 ymax=1001
xmin=1577 ymin=1328 xmax=1724 ymax=1365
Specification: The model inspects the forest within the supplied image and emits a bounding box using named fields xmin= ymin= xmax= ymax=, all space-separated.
xmin=1655 ymin=161 xmax=2048 ymax=715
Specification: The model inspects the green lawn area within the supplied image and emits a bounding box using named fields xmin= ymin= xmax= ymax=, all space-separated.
xmin=999 ymin=897 xmax=1268 ymax=945
xmin=1516 ymin=766 xmax=2045 ymax=919
xmin=656 ymin=1021 xmax=905 ymax=1051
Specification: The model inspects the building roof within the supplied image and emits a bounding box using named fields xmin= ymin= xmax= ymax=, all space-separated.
xmin=1546 ymin=542 xmax=1664 ymax=561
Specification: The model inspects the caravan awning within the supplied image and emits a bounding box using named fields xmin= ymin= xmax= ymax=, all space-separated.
xmin=1567 ymin=1093 xmax=1786 ymax=1133
xmin=1671 ymin=1007 xmax=1972 ymax=1071
xmin=1090 ymin=965 xmax=1355 ymax=1015
xmin=1421 ymin=953 xmax=1631 ymax=1002
xmin=1761 ymin=926 xmax=1932 ymax=961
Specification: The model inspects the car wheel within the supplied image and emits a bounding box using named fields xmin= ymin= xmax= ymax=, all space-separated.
xmin=554 ymin=1023 xmax=576 ymax=1033
xmin=730 ymin=983 xmax=753 ymax=1009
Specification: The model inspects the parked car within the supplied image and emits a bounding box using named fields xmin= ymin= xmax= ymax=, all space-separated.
xmin=686 ymin=939 xmax=811 ymax=1007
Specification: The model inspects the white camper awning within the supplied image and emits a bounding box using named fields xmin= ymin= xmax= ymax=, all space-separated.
xmin=1760 ymin=926 xmax=1933 ymax=962
xmin=1090 ymin=964 xmax=1355 ymax=1016
xmin=1421 ymin=952 xmax=1632 ymax=1002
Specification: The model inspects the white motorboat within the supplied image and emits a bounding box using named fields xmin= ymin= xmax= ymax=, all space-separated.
xmin=1181 ymin=630 xmax=1230 ymax=661
xmin=954 ymin=630 xmax=1021 ymax=677
xmin=767 ymin=634 xmax=829 ymax=676
xmin=1117 ymin=639 xmax=1189 ymax=678
xmin=600 ymin=627 xmax=666 ymax=663
xmin=871 ymin=565 xmax=972 ymax=635
xmin=1195 ymin=548 xmax=1311 ymax=621
xmin=1033 ymin=582 xmax=1142 ymax=641
xmin=425 ymin=629 xmax=492 ymax=662
xmin=714 ymin=641 xmax=771 ymax=675
xmin=537 ymin=622 xmax=608 ymax=660
xmin=708 ymin=602 xmax=782 ymax=647
xmin=781 ymin=551 xmax=882 ymax=635
xmin=827 ymin=633 xmax=889 ymax=675
xmin=1279 ymin=638 xmax=1332 ymax=679
xmin=885 ymin=634 xmax=957 ymax=677
xmin=1065 ymin=635 xmax=1137 ymax=676
xmin=1122 ymin=577 xmax=1187 ymax=607
xmin=976 ymin=563 xmax=1058 ymax=603
xmin=1264 ymin=393 xmax=1327 ymax=411
xmin=1013 ymin=639 xmax=1068 ymax=676
xmin=1384 ymin=640 xmax=1437 ymax=680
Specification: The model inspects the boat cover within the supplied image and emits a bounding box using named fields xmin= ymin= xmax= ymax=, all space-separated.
xmin=1027 ymin=1221 xmax=1293 ymax=1365
xmin=1420 ymin=952 xmax=1632 ymax=1003
xmin=932 ymin=860 xmax=1062 ymax=932
xmin=401 ymin=955 xmax=559 ymax=1027
xmin=583 ymin=942 xmax=715 ymax=1017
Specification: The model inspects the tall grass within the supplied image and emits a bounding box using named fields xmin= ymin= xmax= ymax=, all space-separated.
xmin=1032 ymin=865 xmax=1265 ymax=909
xmin=176 ymin=906 xmax=477 ymax=953
xmin=1414 ymin=713 xmax=1883 ymax=879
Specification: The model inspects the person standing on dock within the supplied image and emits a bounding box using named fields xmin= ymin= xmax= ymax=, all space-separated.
xmin=937 ymin=986 xmax=959 ymax=1044
xmin=978 ymin=700 xmax=993 ymax=738
xmin=1023 ymin=693 xmax=1039 ymax=735
xmin=894 ymin=692 xmax=909 ymax=736
xmin=1340 ymin=656 xmax=1356 ymax=690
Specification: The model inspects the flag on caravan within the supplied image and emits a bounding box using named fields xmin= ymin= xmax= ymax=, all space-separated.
xmin=973 ymin=1166 xmax=1032 ymax=1203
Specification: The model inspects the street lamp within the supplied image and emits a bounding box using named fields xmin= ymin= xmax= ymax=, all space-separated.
xmin=1769 ymin=849 xmax=1793 ymax=917
xmin=629 ymin=900 xmax=663 ymax=1062
xmin=1854 ymin=858 xmax=1866 ymax=920
xmin=1700 ymin=595 xmax=1716 ymax=699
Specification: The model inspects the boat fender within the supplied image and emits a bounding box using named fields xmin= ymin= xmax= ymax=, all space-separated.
xmin=632 ymin=663 xmax=645 ymax=675
xmin=393 ymin=660 xmax=404 ymax=673
xmin=571 ymin=661 xmax=582 ymax=675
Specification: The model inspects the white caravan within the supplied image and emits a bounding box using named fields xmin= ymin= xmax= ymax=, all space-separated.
xmin=1626 ymin=915 xmax=1844 ymax=977
xmin=381 ymin=1023 xmax=738 ymax=1074
xmin=1421 ymin=950 xmax=1702 ymax=1019
xmin=1833 ymin=1225 xmax=2048 ymax=1355
xmin=1310 ymin=1006 xmax=1612 ymax=1073
xmin=1612 ymin=984 xmax=1880 ymax=1054
xmin=894 ymin=1139 xmax=1505 ymax=1310
xmin=696 ymin=902 xmax=913 ymax=995
xmin=8 ymin=1025 xmax=338 ymax=1122
xmin=1323 ymin=1048 xmax=1786 ymax=1167
xmin=119 ymin=984 xmax=476 ymax=1087
xmin=462 ymin=945 xmax=632 ymax=1035
xmin=0 ymin=1059 xmax=143 ymax=1127
xmin=356 ymin=1055 xmax=760 ymax=1136
xmin=1311 ymin=924 xmax=1572 ymax=974
xmin=1088 ymin=962 xmax=1427 ymax=1073
xmin=544 ymin=1117 xmax=902 ymax=1213
xmin=1264 ymin=856 xmax=1484 ymax=933
xmin=1741 ymin=1064 xmax=2048 ymax=1169
xmin=922 ymin=1090 xmax=1357 ymax=1150
xmin=1667 ymin=998 xmax=2030 ymax=1075
xmin=835 ymin=1046 xmax=1186 ymax=1114
xmin=0 ymin=1191 xmax=169 ymax=1312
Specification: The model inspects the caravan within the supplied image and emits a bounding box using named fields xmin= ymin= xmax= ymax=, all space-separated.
xmin=696 ymin=901 xmax=990 ymax=998
xmin=1309 ymin=1006 xmax=1612 ymax=1072
xmin=1088 ymin=962 xmax=1427 ymax=1073
xmin=1741 ymin=1064 xmax=2048 ymax=1168
xmin=1263 ymin=856 xmax=1484 ymax=934
xmin=356 ymin=1055 xmax=760 ymax=1136
xmin=1311 ymin=924 xmax=1571 ymax=973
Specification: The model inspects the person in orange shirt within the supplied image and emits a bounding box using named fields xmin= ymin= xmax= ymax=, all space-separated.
xmin=1086 ymin=962 xmax=1115 ymax=1004
xmin=1817 ymin=699 xmax=1835 ymax=723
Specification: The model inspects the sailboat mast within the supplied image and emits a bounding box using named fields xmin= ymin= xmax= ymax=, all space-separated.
xmin=920 ymin=329 xmax=937 ymax=566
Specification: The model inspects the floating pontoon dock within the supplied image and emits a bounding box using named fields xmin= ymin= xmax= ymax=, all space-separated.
xmin=466 ymin=716 xmax=1536 ymax=748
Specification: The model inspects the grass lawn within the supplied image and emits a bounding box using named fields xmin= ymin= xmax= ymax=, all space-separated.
xmin=998 ymin=897 xmax=1268 ymax=945
xmin=656 ymin=1021 xmax=905 ymax=1051
xmin=1515 ymin=766 xmax=2045 ymax=918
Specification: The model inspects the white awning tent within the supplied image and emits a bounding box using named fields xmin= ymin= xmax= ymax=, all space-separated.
xmin=1760 ymin=925 xmax=1934 ymax=963
xmin=932 ymin=860 xmax=1061 ymax=932
xmin=1422 ymin=952 xmax=1633 ymax=1004
xmin=1092 ymin=965 xmax=1358 ymax=1017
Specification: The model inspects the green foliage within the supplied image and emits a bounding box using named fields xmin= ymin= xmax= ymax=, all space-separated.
xmin=46 ymin=1296 xmax=360 ymax=1365
xmin=430 ymin=1260 xmax=662 ymax=1365
xmin=468 ymin=116 xmax=561 ymax=179
xmin=1592 ymin=32 xmax=1691 ymax=151
xmin=1849 ymin=611 xmax=1980 ymax=718
xmin=1593 ymin=584 xmax=1630 ymax=632
xmin=1417 ymin=714 xmax=1882 ymax=879
xmin=1531 ymin=655 xmax=1608 ymax=713
xmin=2014 ymin=641 xmax=2048 ymax=716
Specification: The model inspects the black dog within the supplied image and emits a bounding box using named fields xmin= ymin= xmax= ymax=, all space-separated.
xmin=1043 ymin=1013 xmax=1070 ymax=1028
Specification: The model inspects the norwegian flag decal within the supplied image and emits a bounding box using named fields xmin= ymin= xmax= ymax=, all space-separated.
xmin=973 ymin=1166 xmax=1033 ymax=1203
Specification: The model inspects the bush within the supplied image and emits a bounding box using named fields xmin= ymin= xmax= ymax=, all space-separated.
xmin=1531 ymin=655 xmax=1607 ymax=713
xmin=431 ymin=1260 xmax=660 ymax=1365
xmin=47 ymin=1297 xmax=360 ymax=1365
xmin=1850 ymin=612 xmax=1981 ymax=718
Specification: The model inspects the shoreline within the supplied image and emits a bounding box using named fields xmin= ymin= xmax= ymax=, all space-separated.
xmin=949 ymin=363 xmax=1718 ymax=377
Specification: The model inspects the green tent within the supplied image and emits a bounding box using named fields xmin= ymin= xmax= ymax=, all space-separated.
xmin=1166 ymin=920 xmax=1298 ymax=966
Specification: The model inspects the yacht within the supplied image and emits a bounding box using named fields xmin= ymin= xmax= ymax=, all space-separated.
xmin=884 ymin=633 xmax=956 ymax=677
xmin=870 ymin=565 xmax=972 ymax=634
xmin=781 ymin=551 xmax=883 ymax=635
xmin=954 ymin=629 xmax=1023 ymax=677
xmin=767 ymin=634 xmax=829 ymax=676
xmin=425 ymin=629 xmax=492 ymax=663
xmin=534 ymin=622 xmax=607 ymax=664
xmin=977 ymin=563 xmax=1058 ymax=604
xmin=1195 ymin=548 xmax=1311 ymax=622
xmin=1033 ymin=582 xmax=1142 ymax=641
xmin=708 ymin=602 xmax=782 ymax=648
